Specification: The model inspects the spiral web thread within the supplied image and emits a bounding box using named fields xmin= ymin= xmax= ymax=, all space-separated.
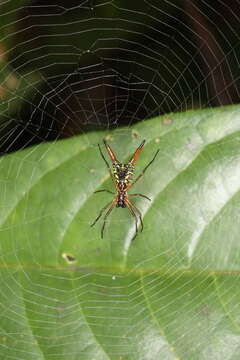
xmin=0 ymin=1 xmax=240 ymax=359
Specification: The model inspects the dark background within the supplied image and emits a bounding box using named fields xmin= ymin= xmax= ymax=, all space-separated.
xmin=0 ymin=0 xmax=240 ymax=153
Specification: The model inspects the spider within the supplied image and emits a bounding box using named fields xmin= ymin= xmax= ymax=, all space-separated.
xmin=91 ymin=140 xmax=159 ymax=239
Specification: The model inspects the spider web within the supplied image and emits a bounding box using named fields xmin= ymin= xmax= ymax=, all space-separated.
xmin=0 ymin=1 xmax=240 ymax=359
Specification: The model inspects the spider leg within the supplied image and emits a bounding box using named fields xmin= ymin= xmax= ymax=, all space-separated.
xmin=129 ymin=202 xmax=144 ymax=232
xmin=101 ymin=200 xmax=116 ymax=238
xmin=129 ymin=193 xmax=151 ymax=201
xmin=129 ymin=149 xmax=160 ymax=188
xmin=94 ymin=189 xmax=115 ymax=195
xmin=98 ymin=143 xmax=116 ymax=187
xmin=126 ymin=200 xmax=139 ymax=240
xmin=91 ymin=200 xmax=114 ymax=228
xmin=98 ymin=143 xmax=111 ymax=170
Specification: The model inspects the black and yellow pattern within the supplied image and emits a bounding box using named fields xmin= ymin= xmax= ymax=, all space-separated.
xmin=112 ymin=163 xmax=134 ymax=185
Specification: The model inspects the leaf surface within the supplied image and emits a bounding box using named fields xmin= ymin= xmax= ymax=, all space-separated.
xmin=1 ymin=106 xmax=240 ymax=359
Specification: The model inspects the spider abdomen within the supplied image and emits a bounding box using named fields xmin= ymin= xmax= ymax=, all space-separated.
xmin=113 ymin=163 xmax=134 ymax=185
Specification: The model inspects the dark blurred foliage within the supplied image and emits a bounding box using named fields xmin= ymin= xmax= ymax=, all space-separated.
xmin=0 ymin=0 xmax=240 ymax=153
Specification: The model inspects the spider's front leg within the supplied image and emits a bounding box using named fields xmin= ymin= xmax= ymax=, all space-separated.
xmin=101 ymin=200 xmax=116 ymax=238
xmin=91 ymin=198 xmax=117 ymax=238
xmin=91 ymin=200 xmax=113 ymax=228
xmin=126 ymin=199 xmax=144 ymax=240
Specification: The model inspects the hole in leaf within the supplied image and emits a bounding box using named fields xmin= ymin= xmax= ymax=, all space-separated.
xmin=62 ymin=253 xmax=77 ymax=264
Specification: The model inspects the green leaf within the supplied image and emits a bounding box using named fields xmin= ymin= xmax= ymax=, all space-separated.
xmin=1 ymin=105 xmax=240 ymax=359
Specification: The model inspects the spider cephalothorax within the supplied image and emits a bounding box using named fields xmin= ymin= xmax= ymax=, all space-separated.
xmin=91 ymin=140 xmax=159 ymax=239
